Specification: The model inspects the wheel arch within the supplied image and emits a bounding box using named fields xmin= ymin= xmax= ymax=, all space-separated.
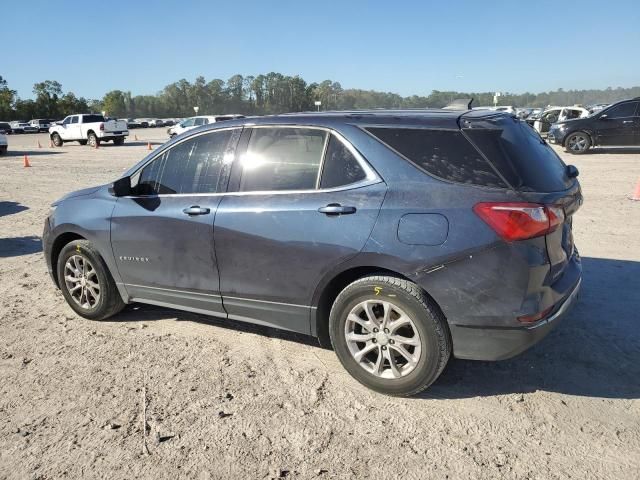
xmin=311 ymin=265 xmax=445 ymax=349
xmin=50 ymin=232 xmax=87 ymax=287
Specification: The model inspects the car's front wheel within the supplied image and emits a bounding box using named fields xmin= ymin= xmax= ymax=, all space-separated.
xmin=565 ymin=132 xmax=591 ymax=154
xmin=87 ymin=133 xmax=99 ymax=148
xmin=329 ymin=275 xmax=451 ymax=396
xmin=51 ymin=133 xmax=63 ymax=147
xmin=57 ymin=240 xmax=125 ymax=320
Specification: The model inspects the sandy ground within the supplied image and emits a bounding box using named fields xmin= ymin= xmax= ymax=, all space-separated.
xmin=0 ymin=129 xmax=639 ymax=480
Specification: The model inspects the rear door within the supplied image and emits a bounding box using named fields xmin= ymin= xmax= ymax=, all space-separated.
xmin=110 ymin=128 xmax=241 ymax=314
xmin=595 ymin=101 xmax=640 ymax=146
xmin=213 ymin=126 xmax=386 ymax=334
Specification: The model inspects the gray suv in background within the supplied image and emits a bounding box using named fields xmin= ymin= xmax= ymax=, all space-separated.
xmin=43 ymin=109 xmax=582 ymax=396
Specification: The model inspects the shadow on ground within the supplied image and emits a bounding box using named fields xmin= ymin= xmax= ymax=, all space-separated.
xmin=109 ymin=256 xmax=640 ymax=399
xmin=3 ymin=150 xmax=63 ymax=157
xmin=0 ymin=201 xmax=28 ymax=217
xmin=0 ymin=236 xmax=42 ymax=257
xmin=586 ymin=147 xmax=640 ymax=154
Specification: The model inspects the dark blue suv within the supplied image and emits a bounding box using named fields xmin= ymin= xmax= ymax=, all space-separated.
xmin=43 ymin=109 xmax=582 ymax=396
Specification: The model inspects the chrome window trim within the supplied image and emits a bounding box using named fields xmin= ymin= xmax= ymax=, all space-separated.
xmin=123 ymin=124 xmax=382 ymax=199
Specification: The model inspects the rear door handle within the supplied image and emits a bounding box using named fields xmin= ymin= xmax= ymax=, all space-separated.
xmin=318 ymin=203 xmax=357 ymax=215
xmin=182 ymin=205 xmax=210 ymax=216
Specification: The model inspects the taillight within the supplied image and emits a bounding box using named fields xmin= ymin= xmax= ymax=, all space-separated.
xmin=99 ymin=122 xmax=104 ymax=131
xmin=473 ymin=202 xmax=562 ymax=242
xmin=517 ymin=306 xmax=553 ymax=324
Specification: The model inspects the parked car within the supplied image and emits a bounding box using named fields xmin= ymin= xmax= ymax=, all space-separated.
xmin=0 ymin=132 xmax=7 ymax=154
xmin=532 ymin=107 xmax=590 ymax=135
xmin=10 ymin=121 xmax=38 ymax=134
xmin=0 ymin=122 xmax=12 ymax=134
xmin=125 ymin=118 xmax=140 ymax=129
xmin=163 ymin=119 xmax=175 ymax=127
xmin=167 ymin=115 xmax=244 ymax=137
xmin=148 ymin=119 xmax=164 ymax=127
xmin=49 ymin=114 xmax=128 ymax=147
xmin=473 ymin=106 xmax=517 ymax=114
xmin=29 ymin=119 xmax=52 ymax=132
xmin=135 ymin=118 xmax=149 ymax=128
xmin=548 ymin=97 xmax=640 ymax=154
xmin=43 ymin=109 xmax=582 ymax=396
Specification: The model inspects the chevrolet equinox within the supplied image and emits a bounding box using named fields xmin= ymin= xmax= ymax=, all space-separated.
xmin=43 ymin=109 xmax=583 ymax=396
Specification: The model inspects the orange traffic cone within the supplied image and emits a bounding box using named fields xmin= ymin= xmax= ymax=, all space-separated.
xmin=147 ymin=142 xmax=152 ymax=151
xmin=37 ymin=140 xmax=42 ymax=148
xmin=23 ymin=154 xmax=31 ymax=168
xmin=631 ymin=178 xmax=640 ymax=201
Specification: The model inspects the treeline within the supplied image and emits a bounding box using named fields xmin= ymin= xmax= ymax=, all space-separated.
xmin=1 ymin=73 xmax=639 ymax=121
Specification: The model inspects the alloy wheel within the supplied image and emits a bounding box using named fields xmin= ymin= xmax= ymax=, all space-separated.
xmin=63 ymin=254 xmax=101 ymax=309
xmin=568 ymin=134 xmax=588 ymax=152
xmin=344 ymin=300 xmax=422 ymax=379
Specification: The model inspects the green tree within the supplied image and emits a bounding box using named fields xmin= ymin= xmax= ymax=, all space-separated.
xmin=0 ymin=75 xmax=17 ymax=120
xmin=33 ymin=80 xmax=63 ymax=118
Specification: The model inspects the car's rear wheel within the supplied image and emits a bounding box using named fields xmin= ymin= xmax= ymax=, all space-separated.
xmin=51 ymin=133 xmax=63 ymax=147
xmin=565 ymin=132 xmax=591 ymax=154
xmin=329 ymin=275 xmax=451 ymax=396
xmin=78 ymin=140 xmax=87 ymax=146
xmin=57 ymin=240 xmax=125 ymax=320
xmin=87 ymin=132 xmax=99 ymax=148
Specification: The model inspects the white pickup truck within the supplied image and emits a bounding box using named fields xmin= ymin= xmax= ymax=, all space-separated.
xmin=49 ymin=114 xmax=128 ymax=147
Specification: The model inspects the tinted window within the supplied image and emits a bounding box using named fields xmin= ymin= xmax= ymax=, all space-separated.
xmin=464 ymin=117 xmax=571 ymax=192
xmin=320 ymin=135 xmax=367 ymax=188
xmin=240 ymin=127 xmax=327 ymax=191
xmin=366 ymin=127 xmax=506 ymax=188
xmin=62 ymin=117 xmax=71 ymax=125
xmin=136 ymin=129 xmax=235 ymax=195
xmin=605 ymin=102 xmax=638 ymax=118
xmin=71 ymin=116 xmax=79 ymax=124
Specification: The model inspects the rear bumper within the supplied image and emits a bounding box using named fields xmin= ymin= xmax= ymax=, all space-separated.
xmin=451 ymin=276 xmax=581 ymax=361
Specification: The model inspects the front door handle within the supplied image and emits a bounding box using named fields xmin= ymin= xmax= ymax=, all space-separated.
xmin=182 ymin=205 xmax=210 ymax=216
xmin=318 ymin=203 xmax=357 ymax=215
xmin=622 ymin=120 xmax=634 ymax=124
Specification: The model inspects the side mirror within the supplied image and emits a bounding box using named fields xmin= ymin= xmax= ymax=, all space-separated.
xmin=109 ymin=176 xmax=132 ymax=197
xmin=566 ymin=165 xmax=579 ymax=178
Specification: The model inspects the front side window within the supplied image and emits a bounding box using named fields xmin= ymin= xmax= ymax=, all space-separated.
xmin=239 ymin=127 xmax=327 ymax=192
xmin=62 ymin=117 xmax=71 ymax=125
xmin=320 ymin=135 xmax=367 ymax=188
xmin=135 ymin=129 xmax=236 ymax=195
xmin=366 ymin=127 xmax=507 ymax=188
xmin=181 ymin=118 xmax=196 ymax=127
xmin=605 ymin=102 xmax=638 ymax=118
xmin=70 ymin=116 xmax=79 ymax=124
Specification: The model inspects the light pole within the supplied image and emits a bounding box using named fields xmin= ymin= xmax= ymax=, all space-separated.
xmin=314 ymin=101 xmax=321 ymax=112
xmin=193 ymin=106 xmax=199 ymax=116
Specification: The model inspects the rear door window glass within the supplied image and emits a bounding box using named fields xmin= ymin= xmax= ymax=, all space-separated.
xmin=136 ymin=129 xmax=235 ymax=195
xmin=320 ymin=135 xmax=367 ymax=188
xmin=365 ymin=127 xmax=506 ymax=188
xmin=239 ymin=127 xmax=327 ymax=191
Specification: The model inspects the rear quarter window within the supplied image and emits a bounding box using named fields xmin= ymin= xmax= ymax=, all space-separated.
xmin=365 ymin=127 xmax=507 ymax=188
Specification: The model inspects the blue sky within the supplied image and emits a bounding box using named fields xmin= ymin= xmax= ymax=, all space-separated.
xmin=3 ymin=0 xmax=639 ymax=99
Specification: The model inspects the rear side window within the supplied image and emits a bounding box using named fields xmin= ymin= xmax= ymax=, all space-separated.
xmin=463 ymin=117 xmax=571 ymax=192
xmin=239 ymin=127 xmax=327 ymax=191
xmin=135 ymin=129 xmax=235 ymax=195
xmin=320 ymin=135 xmax=367 ymax=188
xmin=366 ymin=127 xmax=506 ymax=188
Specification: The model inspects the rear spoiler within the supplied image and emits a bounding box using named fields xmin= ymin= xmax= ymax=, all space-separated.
xmin=442 ymin=98 xmax=474 ymax=110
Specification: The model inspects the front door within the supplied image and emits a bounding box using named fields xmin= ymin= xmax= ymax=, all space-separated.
xmin=214 ymin=126 xmax=386 ymax=334
xmin=595 ymin=101 xmax=640 ymax=146
xmin=110 ymin=127 xmax=241 ymax=315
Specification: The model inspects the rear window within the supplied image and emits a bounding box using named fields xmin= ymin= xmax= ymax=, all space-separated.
xmin=83 ymin=114 xmax=105 ymax=123
xmin=365 ymin=127 xmax=507 ymax=188
xmin=463 ymin=116 xmax=571 ymax=192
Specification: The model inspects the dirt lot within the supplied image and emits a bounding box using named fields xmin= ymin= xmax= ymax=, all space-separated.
xmin=1 ymin=129 xmax=639 ymax=479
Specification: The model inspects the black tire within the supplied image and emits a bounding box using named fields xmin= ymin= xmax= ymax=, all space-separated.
xmin=56 ymin=240 xmax=125 ymax=320
xmin=78 ymin=140 xmax=88 ymax=146
xmin=51 ymin=133 xmax=63 ymax=147
xmin=87 ymin=132 xmax=99 ymax=148
xmin=565 ymin=131 xmax=591 ymax=154
xmin=329 ymin=275 xmax=451 ymax=396
xmin=113 ymin=137 xmax=125 ymax=146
